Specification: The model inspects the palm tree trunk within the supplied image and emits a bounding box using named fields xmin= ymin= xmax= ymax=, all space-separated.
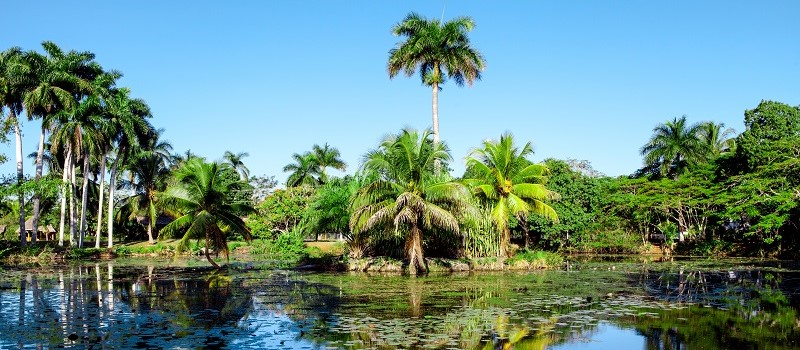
xmin=69 ymin=161 xmax=77 ymax=246
xmin=107 ymin=147 xmax=123 ymax=248
xmin=13 ymin=114 xmax=26 ymax=247
xmin=431 ymin=82 xmax=440 ymax=144
xmin=31 ymin=127 xmax=46 ymax=244
xmin=204 ymin=232 xmax=220 ymax=269
xmin=58 ymin=148 xmax=72 ymax=247
xmin=95 ymin=152 xmax=107 ymax=248
xmin=147 ymin=220 xmax=154 ymax=245
xmin=500 ymin=227 xmax=510 ymax=258
xmin=79 ymin=152 xmax=91 ymax=248
xmin=405 ymin=224 xmax=426 ymax=275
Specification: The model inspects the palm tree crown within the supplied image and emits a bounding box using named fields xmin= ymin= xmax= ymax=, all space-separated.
xmin=640 ymin=116 xmax=705 ymax=178
xmin=388 ymin=12 xmax=486 ymax=144
xmin=283 ymin=152 xmax=322 ymax=187
xmin=312 ymin=143 xmax=346 ymax=184
xmin=350 ymin=128 xmax=471 ymax=274
xmin=465 ymin=133 xmax=559 ymax=257
xmin=698 ymin=121 xmax=736 ymax=156
xmin=223 ymin=150 xmax=250 ymax=181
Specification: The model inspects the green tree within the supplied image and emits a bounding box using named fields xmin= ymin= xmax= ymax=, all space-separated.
xmin=387 ymin=12 xmax=486 ymax=144
xmin=311 ymin=143 xmax=346 ymax=184
xmin=283 ymin=152 xmax=321 ymax=187
xmin=698 ymin=121 xmax=736 ymax=157
xmin=305 ymin=176 xmax=357 ymax=240
xmin=350 ymin=128 xmax=471 ymax=274
xmin=223 ymin=150 xmax=250 ymax=181
xmin=247 ymin=186 xmax=315 ymax=239
xmin=159 ymin=158 xmax=254 ymax=268
xmin=465 ymin=133 xmax=559 ymax=257
xmin=735 ymin=100 xmax=800 ymax=170
xmin=640 ymin=116 xmax=705 ymax=178
xmin=119 ymin=147 xmax=171 ymax=244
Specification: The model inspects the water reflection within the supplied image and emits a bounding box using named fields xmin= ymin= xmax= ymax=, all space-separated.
xmin=0 ymin=259 xmax=797 ymax=349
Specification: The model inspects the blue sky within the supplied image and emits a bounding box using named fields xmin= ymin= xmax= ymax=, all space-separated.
xmin=2 ymin=1 xmax=799 ymax=183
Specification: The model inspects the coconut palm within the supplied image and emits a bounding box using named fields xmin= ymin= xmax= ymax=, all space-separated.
xmin=1 ymin=47 xmax=31 ymax=245
xmin=388 ymin=12 xmax=486 ymax=144
xmin=119 ymin=149 xmax=171 ymax=244
xmin=640 ymin=116 xmax=705 ymax=178
xmin=283 ymin=152 xmax=321 ymax=187
xmin=698 ymin=121 xmax=736 ymax=157
xmin=311 ymin=143 xmax=346 ymax=184
xmin=103 ymin=88 xmax=153 ymax=247
xmin=223 ymin=150 xmax=250 ymax=181
xmin=159 ymin=158 xmax=254 ymax=268
xmin=465 ymin=133 xmax=559 ymax=257
xmin=350 ymin=128 xmax=471 ymax=274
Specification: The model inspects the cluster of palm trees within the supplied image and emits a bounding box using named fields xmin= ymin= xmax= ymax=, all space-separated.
xmin=1 ymin=42 xmax=158 ymax=248
xmin=283 ymin=143 xmax=347 ymax=187
xmin=640 ymin=116 xmax=736 ymax=178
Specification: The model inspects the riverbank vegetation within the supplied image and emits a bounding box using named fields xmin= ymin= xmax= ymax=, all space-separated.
xmin=2 ymin=19 xmax=798 ymax=272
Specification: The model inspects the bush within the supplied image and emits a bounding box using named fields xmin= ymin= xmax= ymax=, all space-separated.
xmin=507 ymin=250 xmax=564 ymax=269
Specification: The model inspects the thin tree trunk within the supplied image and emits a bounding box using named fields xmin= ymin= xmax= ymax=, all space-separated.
xmin=95 ymin=152 xmax=107 ymax=248
xmin=431 ymin=81 xmax=439 ymax=144
xmin=204 ymin=232 xmax=220 ymax=269
xmin=13 ymin=115 xmax=26 ymax=247
xmin=58 ymin=148 xmax=72 ymax=247
xmin=31 ymin=127 xmax=46 ymax=244
xmin=500 ymin=227 xmax=510 ymax=258
xmin=69 ymin=161 xmax=77 ymax=246
xmin=405 ymin=224 xmax=426 ymax=275
xmin=147 ymin=220 xmax=154 ymax=245
xmin=79 ymin=152 xmax=90 ymax=248
xmin=107 ymin=147 xmax=123 ymax=248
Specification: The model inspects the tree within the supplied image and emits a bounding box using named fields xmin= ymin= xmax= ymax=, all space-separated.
xmin=311 ymin=143 xmax=346 ymax=184
xmin=159 ymin=158 xmax=254 ymax=268
xmin=640 ymin=116 xmax=705 ymax=178
xmin=223 ymin=150 xmax=250 ymax=181
xmin=698 ymin=121 xmax=736 ymax=157
xmin=465 ymin=133 xmax=559 ymax=257
xmin=119 ymin=135 xmax=172 ymax=244
xmin=387 ymin=12 xmax=486 ymax=144
xmin=735 ymin=100 xmax=800 ymax=171
xmin=350 ymin=128 xmax=471 ymax=274
xmin=283 ymin=152 xmax=321 ymax=187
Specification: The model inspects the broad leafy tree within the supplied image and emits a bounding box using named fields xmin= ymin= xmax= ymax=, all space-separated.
xmin=388 ymin=12 xmax=486 ymax=144
xmin=159 ymin=158 xmax=254 ymax=268
xmin=350 ymin=128 xmax=471 ymax=274
xmin=465 ymin=133 xmax=559 ymax=257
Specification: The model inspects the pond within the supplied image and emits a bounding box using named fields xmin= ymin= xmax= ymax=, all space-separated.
xmin=0 ymin=257 xmax=798 ymax=349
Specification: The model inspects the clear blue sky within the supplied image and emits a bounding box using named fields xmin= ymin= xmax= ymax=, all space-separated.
xmin=3 ymin=1 xmax=799 ymax=183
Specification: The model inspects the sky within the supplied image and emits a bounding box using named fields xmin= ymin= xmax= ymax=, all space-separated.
xmin=2 ymin=1 xmax=799 ymax=184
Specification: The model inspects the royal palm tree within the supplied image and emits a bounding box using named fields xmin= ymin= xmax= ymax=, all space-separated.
xmin=1 ymin=47 xmax=31 ymax=245
xmin=465 ymin=133 xmax=559 ymax=257
xmin=223 ymin=150 xmax=250 ymax=181
xmin=311 ymin=143 xmax=346 ymax=184
xmin=283 ymin=152 xmax=321 ymax=187
xmin=388 ymin=12 xmax=486 ymax=144
xmin=640 ymin=116 xmax=705 ymax=178
xmin=159 ymin=158 xmax=254 ymax=268
xmin=350 ymin=128 xmax=471 ymax=274
xmin=698 ymin=121 xmax=736 ymax=157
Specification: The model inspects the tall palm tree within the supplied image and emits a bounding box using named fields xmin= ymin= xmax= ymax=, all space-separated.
xmin=311 ymin=143 xmax=346 ymax=184
xmin=1 ymin=47 xmax=31 ymax=245
xmin=223 ymin=150 xmax=250 ymax=181
xmin=103 ymin=88 xmax=152 ymax=247
xmin=388 ymin=12 xmax=486 ymax=144
xmin=465 ymin=133 xmax=559 ymax=257
xmin=640 ymin=116 xmax=705 ymax=178
xmin=698 ymin=121 xmax=736 ymax=157
xmin=350 ymin=128 xmax=471 ymax=274
xmin=159 ymin=158 xmax=254 ymax=268
xmin=283 ymin=152 xmax=321 ymax=187
xmin=120 ymin=149 xmax=171 ymax=244
xmin=24 ymin=42 xmax=98 ymax=244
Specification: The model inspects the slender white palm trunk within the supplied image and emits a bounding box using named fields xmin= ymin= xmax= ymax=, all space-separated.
xmin=107 ymin=148 xmax=123 ymax=248
xmin=431 ymin=82 xmax=439 ymax=144
xmin=69 ymin=161 xmax=77 ymax=246
xmin=95 ymin=152 xmax=106 ymax=248
xmin=31 ymin=128 xmax=46 ymax=244
xmin=58 ymin=148 xmax=72 ymax=246
xmin=13 ymin=115 xmax=25 ymax=246
xmin=79 ymin=152 xmax=90 ymax=248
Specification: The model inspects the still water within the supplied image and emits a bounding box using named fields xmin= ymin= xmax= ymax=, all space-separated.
xmin=0 ymin=257 xmax=798 ymax=349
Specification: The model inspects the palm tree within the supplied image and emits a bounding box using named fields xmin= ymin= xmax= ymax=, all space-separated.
xmin=119 ymin=149 xmax=171 ymax=244
xmin=350 ymin=128 xmax=471 ymax=274
xmin=159 ymin=158 xmax=254 ymax=268
xmin=640 ymin=116 xmax=705 ymax=178
xmin=311 ymin=143 xmax=346 ymax=184
xmin=283 ymin=152 xmax=321 ymax=187
xmin=698 ymin=121 xmax=736 ymax=157
xmin=103 ymin=88 xmax=153 ymax=248
xmin=1 ymin=47 xmax=31 ymax=245
xmin=388 ymin=12 xmax=486 ymax=144
xmin=24 ymin=42 xmax=98 ymax=244
xmin=223 ymin=150 xmax=250 ymax=181
xmin=465 ymin=133 xmax=559 ymax=257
